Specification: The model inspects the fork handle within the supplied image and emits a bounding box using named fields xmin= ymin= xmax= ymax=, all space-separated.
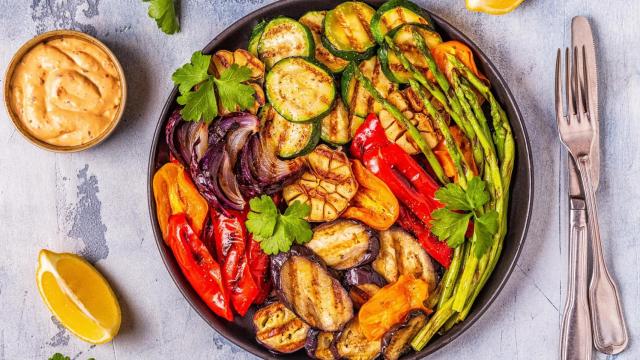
xmin=561 ymin=198 xmax=592 ymax=360
xmin=576 ymin=155 xmax=629 ymax=354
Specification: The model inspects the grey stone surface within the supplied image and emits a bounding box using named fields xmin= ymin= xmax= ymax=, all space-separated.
xmin=0 ymin=0 xmax=638 ymax=359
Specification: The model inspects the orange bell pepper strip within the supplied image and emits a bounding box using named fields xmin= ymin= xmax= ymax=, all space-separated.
xmin=153 ymin=163 xmax=208 ymax=241
xmin=341 ymin=160 xmax=400 ymax=231
xmin=432 ymin=40 xmax=487 ymax=84
xmin=433 ymin=126 xmax=479 ymax=180
xmin=358 ymin=274 xmax=431 ymax=340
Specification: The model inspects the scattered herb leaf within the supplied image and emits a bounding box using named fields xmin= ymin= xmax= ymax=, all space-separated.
xmin=143 ymin=0 xmax=179 ymax=34
xmin=246 ymin=195 xmax=312 ymax=255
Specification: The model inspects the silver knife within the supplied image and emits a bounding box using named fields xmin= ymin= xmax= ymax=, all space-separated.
xmin=561 ymin=157 xmax=592 ymax=360
xmin=571 ymin=16 xmax=628 ymax=354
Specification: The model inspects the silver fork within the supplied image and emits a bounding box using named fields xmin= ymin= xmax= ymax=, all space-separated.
xmin=555 ymin=47 xmax=628 ymax=357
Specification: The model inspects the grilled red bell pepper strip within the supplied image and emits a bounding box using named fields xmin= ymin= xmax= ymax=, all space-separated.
xmin=247 ymin=232 xmax=271 ymax=304
xmin=211 ymin=209 xmax=258 ymax=316
xmin=167 ymin=213 xmax=233 ymax=320
xmin=351 ymin=114 xmax=452 ymax=268
xmin=397 ymin=205 xmax=453 ymax=268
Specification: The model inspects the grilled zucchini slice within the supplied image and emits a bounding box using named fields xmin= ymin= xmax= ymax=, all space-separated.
xmin=322 ymin=1 xmax=377 ymax=61
xmin=266 ymin=57 xmax=336 ymax=123
xmin=305 ymin=219 xmax=379 ymax=270
xmin=370 ymin=0 xmax=433 ymax=44
xmin=299 ymin=11 xmax=350 ymax=73
xmin=320 ymin=100 xmax=352 ymax=145
xmin=379 ymin=23 xmax=443 ymax=84
xmin=248 ymin=20 xmax=266 ymax=57
xmin=373 ymin=227 xmax=438 ymax=291
xmin=253 ymin=301 xmax=311 ymax=354
xmin=257 ymin=17 xmax=314 ymax=69
xmin=342 ymin=56 xmax=397 ymax=117
xmin=261 ymin=104 xmax=320 ymax=159
xmin=334 ymin=317 xmax=382 ymax=360
xmin=283 ymin=145 xmax=359 ymax=222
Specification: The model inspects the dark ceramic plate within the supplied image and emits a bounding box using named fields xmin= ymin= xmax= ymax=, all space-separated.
xmin=147 ymin=1 xmax=533 ymax=358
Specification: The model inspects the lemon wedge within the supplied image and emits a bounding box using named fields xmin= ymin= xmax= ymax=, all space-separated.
xmin=36 ymin=249 xmax=121 ymax=344
xmin=466 ymin=0 xmax=524 ymax=15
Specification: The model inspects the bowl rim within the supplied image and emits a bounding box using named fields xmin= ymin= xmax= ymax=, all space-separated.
xmin=147 ymin=1 xmax=534 ymax=358
xmin=3 ymin=29 xmax=127 ymax=153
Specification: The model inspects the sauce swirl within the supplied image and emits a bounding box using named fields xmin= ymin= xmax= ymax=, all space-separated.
xmin=8 ymin=36 xmax=123 ymax=147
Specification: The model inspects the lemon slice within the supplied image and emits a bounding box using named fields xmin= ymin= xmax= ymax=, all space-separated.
xmin=36 ymin=249 xmax=121 ymax=344
xmin=466 ymin=0 xmax=524 ymax=15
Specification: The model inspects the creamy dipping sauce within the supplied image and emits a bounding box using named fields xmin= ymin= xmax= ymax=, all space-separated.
xmin=8 ymin=36 xmax=122 ymax=147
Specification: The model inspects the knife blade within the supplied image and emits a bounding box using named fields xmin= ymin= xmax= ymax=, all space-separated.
xmin=571 ymin=16 xmax=600 ymax=189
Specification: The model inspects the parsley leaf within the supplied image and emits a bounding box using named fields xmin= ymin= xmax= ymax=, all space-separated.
xmin=430 ymin=209 xmax=472 ymax=248
xmin=473 ymin=210 xmax=499 ymax=258
xmin=172 ymin=51 xmax=210 ymax=94
xmin=430 ymin=176 xmax=498 ymax=258
xmin=143 ymin=0 xmax=179 ymax=34
xmin=246 ymin=196 xmax=312 ymax=255
xmin=176 ymin=77 xmax=217 ymax=122
xmin=171 ymin=51 xmax=257 ymax=123
xmin=213 ymin=64 xmax=256 ymax=111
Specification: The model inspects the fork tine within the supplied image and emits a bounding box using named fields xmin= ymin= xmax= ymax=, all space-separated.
xmin=573 ymin=46 xmax=586 ymax=120
xmin=555 ymin=49 xmax=565 ymax=124
xmin=565 ymin=48 xmax=575 ymax=118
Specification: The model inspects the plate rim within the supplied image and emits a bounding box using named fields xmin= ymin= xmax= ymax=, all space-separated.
xmin=147 ymin=1 xmax=534 ymax=358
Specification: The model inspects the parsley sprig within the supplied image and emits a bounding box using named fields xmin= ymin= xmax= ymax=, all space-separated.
xmin=143 ymin=0 xmax=179 ymax=34
xmin=430 ymin=177 xmax=498 ymax=258
xmin=172 ymin=51 xmax=256 ymax=123
xmin=245 ymin=195 xmax=313 ymax=255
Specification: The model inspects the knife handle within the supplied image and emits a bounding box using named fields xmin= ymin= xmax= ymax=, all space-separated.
xmin=576 ymin=155 xmax=629 ymax=354
xmin=561 ymin=198 xmax=592 ymax=360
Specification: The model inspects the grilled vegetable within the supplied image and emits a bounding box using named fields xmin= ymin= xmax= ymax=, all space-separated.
xmin=265 ymin=57 xmax=336 ymax=123
xmin=211 ymin=49 xmax=265 ymax=82
xmin=379 ymin=24 xmax=442 ymax=84
xmin=305 ymin=219 xmax=379 ymax=270
xmin=370 ymin=0 xmax=433 ymax=44
xmin=378 ymin=90 xmax=440 ymax=155
xmin=322 ymin=1 xmax=377 ymax=61
xmin=381 ymin=310 xmax=428 ymax=360
xmin=253 ymin=301 xmax=311 ymax=353
xmin=358 ymin=274 xmax=430 ymax=340
xmin=333 ymin=317 xmax=382 ymax=360
xmin=283 ymin=145 xmax=359 ymax=222
xmin=257 ymin=17 xmax=314 ymax=69
xmin=320 ymin=100 xmax=352 ymax=145
xmin=349 ymin=283 xmax=381 ymax=308
xmin=248 ymin=20 xmax=266 ymax=56
xmin=260 ymin=104 xmax=320 ymax=159
xmin=372 ymin=228 xmax=438 ymax=291
xmin=342 ymin=57 xmax=397 ymax=117
xmin=342 ymin=159 xmax=400 ymax=231
xmin=271 ymin=247 xmax=354 ymax=331
xmin=306 ymin=330 xmax=339 ymax=360
xmin=299 ymin=11 xmax=349 ymax=73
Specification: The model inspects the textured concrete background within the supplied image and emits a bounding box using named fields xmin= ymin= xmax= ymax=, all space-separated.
xmin=0 ymin=0 xmax=638 ymax=359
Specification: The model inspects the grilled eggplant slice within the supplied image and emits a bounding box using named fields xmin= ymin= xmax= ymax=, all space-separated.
xmin=306 ymin=219 xmax=379 ymax=270
xmin=260 ymin=104 xmax=320 ymax=159
xmin=257 ymin=17 xmax=314 ymax=69
xmin=306 ymin=330 xmax=339 ymax=360
xmin=342 ymin=56 xmax=397 ymax=117
xmin=322 ymin=1 xmax=377 ymax=61
xmin=283 ymin=145 xmax=358 ymax=222
xmin=271 ymin=247 xmax=354 ymax=331
xmin=265 ymin=57 xmax=336 ymax=123
xmin=373 ymin=227 xmax=438 ymax=291
xmin=370 ymin=0 xmax=433 ymax=44
xmin=299 ymin=11 xmax=350 ymax=73
xmin=378 ymin=90 xmax=439 ymax=155
xmin=381 ymin=310 xmax=428 ymax=360
xmin=253 ymin=301 xmax=311 ymax=354
xmin=343 ymin=266 xmax=386 ymax=307
xmin=333 ymin=317 xmax=382 ymax=360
